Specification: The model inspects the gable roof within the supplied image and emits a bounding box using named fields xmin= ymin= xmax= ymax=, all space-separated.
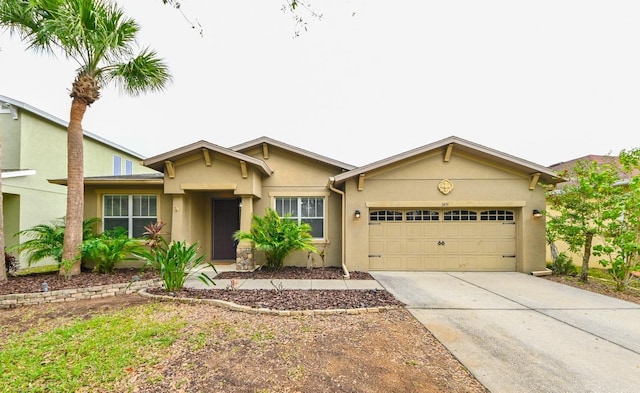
xmin=230 ymin=136 xmax=356 ymax=171
xmin=0 ymin=94 xmax=145 ymax=159
xmin=143 ymin=140 xmax=273 ymax=176
xmin=332 ymin=135 xmax=565 ymax=185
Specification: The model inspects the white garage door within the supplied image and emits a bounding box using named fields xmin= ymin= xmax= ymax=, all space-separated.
xmin=369 ymin=209 xmax=516 ymax=271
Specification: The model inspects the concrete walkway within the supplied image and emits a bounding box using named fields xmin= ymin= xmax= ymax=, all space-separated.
xmin=371 ymin=271 xmax=640 ymax=393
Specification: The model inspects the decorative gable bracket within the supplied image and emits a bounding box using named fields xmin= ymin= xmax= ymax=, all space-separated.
xmin=202 ymin=148 xmax=212 ymax=166
xmin=529 ymin=173 xmax=541 ymax=190
xmin=165 ymin=161 xmax=175 ymax=179
xmin=239 ymin=160 xmax=248 ymax=179
xmin=444 ymin=143 xmax=454 ymax=162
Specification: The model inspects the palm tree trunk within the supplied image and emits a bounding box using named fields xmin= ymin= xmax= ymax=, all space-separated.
xmin=0 ymin=131 xmax=7 ymax=282
xmin=61 ymin=97 xmax=87 ymax=276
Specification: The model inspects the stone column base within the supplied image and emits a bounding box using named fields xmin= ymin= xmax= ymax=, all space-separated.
xmin=235 ymin=246 xmax=254 ymax=271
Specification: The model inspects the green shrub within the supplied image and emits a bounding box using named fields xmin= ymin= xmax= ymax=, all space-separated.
xmin=233 ymin=208 xmax=317 ymax=271
xmin=134 ymin=236 xmax=215 ymax=292
xmin=82 ymin=227 xmax=145 ymax=273
xmin=10 ymin=217 xmax=100 ymax=266
xmin=552 ymin=252 xmax=577 ymax=276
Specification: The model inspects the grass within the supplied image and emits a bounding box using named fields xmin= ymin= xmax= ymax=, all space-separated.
xmin=587 ymin=268 xmax=640 ymax=290
xmin=0 ymin=303 xmax=185 ymax=393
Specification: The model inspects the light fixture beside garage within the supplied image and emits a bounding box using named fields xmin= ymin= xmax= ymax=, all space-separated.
xmin=355 ymin=210 xmax=361 ymax=219
xmin=532 ymin=209 xmax=543 ymax=218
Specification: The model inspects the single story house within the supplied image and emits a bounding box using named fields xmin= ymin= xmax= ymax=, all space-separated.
xmin=57 ymin=135 xmax=564 ymax=275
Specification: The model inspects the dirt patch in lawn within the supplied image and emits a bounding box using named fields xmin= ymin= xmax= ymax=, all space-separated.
xmin=0 ymin=296 xmax=488 ymax=392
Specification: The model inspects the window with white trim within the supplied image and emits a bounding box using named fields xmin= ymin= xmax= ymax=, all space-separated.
xmin=113 ymin=155 xmax=122 ymax=175
xmin=274 ymin=196 xmax=324 ymax=238
xmin=103 ymin=195 xmax=157 ymax=237
xmin=125 ymin=160 xmax=133 ymax=175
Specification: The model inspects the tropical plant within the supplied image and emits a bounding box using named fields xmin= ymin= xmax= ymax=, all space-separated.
xmin=10 ymin=217 xmax=100 ymax=267
xmin=134 ymin=237 xmax=216 ymax=292
xmin=0 ymin=0 xmax=172 ymax=276
xmin=82 ymin=227 xmax=145 ymax=273
xmin=551 ymin=252 xmax=577 ymax=276
xmin=233 ymin=208 xmax=317 ymax=271
xmin=141 ymin=221 xmax=166 ymax=253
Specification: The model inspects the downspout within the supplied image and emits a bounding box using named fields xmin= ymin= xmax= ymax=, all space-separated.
xmin=327 ymin=177 xmax=350 ymax=279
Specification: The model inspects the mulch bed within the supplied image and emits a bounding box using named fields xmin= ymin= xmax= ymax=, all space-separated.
xmin=146 ymin=287 xmax=403 ymax=310
xmin=0 ymin=268 xmax=159 ymax=296
xmin=215 ymin=266 xmax=373 ymax=280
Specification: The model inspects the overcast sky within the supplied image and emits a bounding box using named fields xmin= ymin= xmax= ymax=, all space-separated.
xmin=1 ymin=0 xmax=639 ymax=167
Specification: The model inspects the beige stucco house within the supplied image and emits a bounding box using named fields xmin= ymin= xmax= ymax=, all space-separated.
xmin=76 ymin=135 xmax=564 ymax=275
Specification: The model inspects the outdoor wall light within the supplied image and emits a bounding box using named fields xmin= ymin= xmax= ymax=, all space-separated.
xmin=355 ymin=210 xmax=361 ymax=219
xmin=532 ymin=209 xmax=543 ymax=218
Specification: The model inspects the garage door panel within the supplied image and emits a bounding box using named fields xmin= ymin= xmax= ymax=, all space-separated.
xmin=369 ymin=209 xmax=516 ymax=272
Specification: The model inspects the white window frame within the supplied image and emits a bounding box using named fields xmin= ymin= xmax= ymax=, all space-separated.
xmin=125 ymin=159 xmax=133 ymax=175
xmin=102 ymin=194 xmax=158 ymax=237
xmin=113 ymin=155 xmax=122 ymax=175
xmin=273 ymin=196 xmax=326 ymax=239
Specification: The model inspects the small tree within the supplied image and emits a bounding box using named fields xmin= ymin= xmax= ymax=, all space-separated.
xmin=234 ymin=208 xmax=317 ymax=271
xmin=591 ymin=149 xmax=640 ymax=290
xmin=547 ymin=159 xmax=620 ymax=283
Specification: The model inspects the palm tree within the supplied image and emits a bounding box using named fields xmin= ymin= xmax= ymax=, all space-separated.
xmin=0 ymin=0 xmax=172 ymax=276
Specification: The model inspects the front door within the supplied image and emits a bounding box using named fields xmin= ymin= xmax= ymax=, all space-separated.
xmin=213 ymin=199 xmax=240 ymax=260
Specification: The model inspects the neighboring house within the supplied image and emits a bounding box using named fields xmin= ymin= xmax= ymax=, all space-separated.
xmin=0 ymin=95 xmax=157 ymax=266
xmin=63 ymin=135 xmax=563 ymax=274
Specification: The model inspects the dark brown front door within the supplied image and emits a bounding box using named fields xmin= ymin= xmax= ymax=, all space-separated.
xmin=213 ymin=199 xmax=240 ymax=260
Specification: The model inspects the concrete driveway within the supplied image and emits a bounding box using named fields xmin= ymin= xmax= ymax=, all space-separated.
xmin=370 ymin=272 xmax=640 ymax=393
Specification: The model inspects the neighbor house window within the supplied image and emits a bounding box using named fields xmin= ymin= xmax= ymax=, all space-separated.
xmin=274 ymin=197 xmax=324 ymax=238
xmin=103 ymin=195 xmax=157 ymax=237
xmin=113 ymin=155 xmax=122 ymax=175
xmin=125 ymin=160 xmax=133 ymax=175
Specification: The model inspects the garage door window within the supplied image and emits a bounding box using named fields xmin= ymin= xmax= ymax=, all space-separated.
xmin=406 ymin=210 xmax=439 ymax=221
xmin=444 ymin=210 xmax=477 ymax=221
xmin=370 ymin=210 xmax=403 ymax=221
xmin=480 ymin=210 xmax=514 ymax=221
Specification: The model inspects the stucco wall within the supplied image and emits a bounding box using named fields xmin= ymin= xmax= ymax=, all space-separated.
xmin=240 ymin=146 xmax=344 ymax=268
xmin=343 ymin=151 xmax=548 ymax=273
xmin=3 ymin=107 xmax=152 ymax=268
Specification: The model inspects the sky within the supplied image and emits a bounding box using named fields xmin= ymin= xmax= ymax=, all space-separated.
xmin=1 ymin=0 xmax=639 ymax=168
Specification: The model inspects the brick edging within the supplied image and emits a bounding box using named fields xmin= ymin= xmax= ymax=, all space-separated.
xmin=138 ymin=288 xmax=399 ymax=316
xmin=0 ymin=279 xmax=163 ymax=309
